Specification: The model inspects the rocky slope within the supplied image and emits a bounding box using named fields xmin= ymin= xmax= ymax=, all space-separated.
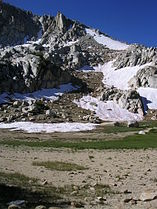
xmin=0 ymin=2 xmax=157 ymax=123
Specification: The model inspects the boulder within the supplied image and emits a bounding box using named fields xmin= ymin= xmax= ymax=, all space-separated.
xmin=139 ymin=191 xmax=157 ymax=201
xmin=102 ymin=87 xmax=144 ymax=115
xmin=35 ymin=206 xmax=46 ymax=209
xmin=128 ymin=66 xmax=157 ymax=88
xmin=138 ymin=130 xmax=145 ymax=135
xmin=127 ymin=121 xmax=139 ymax=128
xmin=13 ymin=101 xmax=21 ymax=108
xmin=8 ymin=205 xmax=21 ymax=209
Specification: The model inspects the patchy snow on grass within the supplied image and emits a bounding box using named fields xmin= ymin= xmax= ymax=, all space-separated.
xmin=94 ymin=61 xmax=152 ymax=90
xmin=86 ymin=28 xmax=129 ymax=50
xmin=138 ymin=87 xmax=157 ymax=111
xmin=0 ymin=122 xmax=96 ymax=133
xmin=0 ymin=83 xmax=78 ymax=104
xmin=74 ymin=95 xmax=143 ymax=122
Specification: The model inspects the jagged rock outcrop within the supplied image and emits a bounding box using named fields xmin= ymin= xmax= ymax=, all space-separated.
xmin=0 ymin=3 xmax=40 ymax=46
xmin=128 ymin=66 xmax=157 ymax=88
xmin=0 ymin=57 xmax=72 ymax=93
xmin=114 ymin=45 xmax=157 ymax=69
xmin=0 ymin=2 xmax=117 ymax=96
xmin=101 ymin=87 xmax=144 ymax=115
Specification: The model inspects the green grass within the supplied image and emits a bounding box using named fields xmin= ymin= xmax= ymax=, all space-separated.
xmin=139 ymin=120 xmax=157 ymax=128
xmin=32 ymin=161 xmax=87 ymax=171
xmin=0 ymin=131 xmax=157 ymax=150
xmin=100 ymin=120 xmax=157 ymax=134
xmin=101 ymin=125 xmax=141 ymax=133
xmin=0 ymin=171 xmax=37 ymax=187
xmin=0 ymin=171 xmax=69 ymax=206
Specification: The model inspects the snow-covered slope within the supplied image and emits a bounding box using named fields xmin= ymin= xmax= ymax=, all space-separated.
xmin=0 ymin=83 xmax=78 ymax=104
xmin=74 ymin=96 xmax=143 ymax=122
xmin=94 ymin=61 xmax=152 ymax=90
xmin=0 ymin=122 xmax=96 ymax=133
xmin=138 ymin=87 xmax=157 ymax=111
xmin=86 ymin=28 xmax=129 ymax=50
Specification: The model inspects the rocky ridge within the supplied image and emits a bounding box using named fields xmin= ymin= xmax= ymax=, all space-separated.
xmin=0 ymin=2 xmax=157 ymax=123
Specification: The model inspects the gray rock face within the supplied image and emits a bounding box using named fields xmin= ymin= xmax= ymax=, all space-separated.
xmin=101 ymin=87 xmax=144 ymax=115
xmin=0 ymin=3 xmax=40 ymax=47
xmin=114 ymin=45 xmax=157 ymax=69
xmin=0 ymin=57 xmax=72 ymax=93
xmin=128 ymin=66 xmax=157 ymax=88
xmin=0 ymin=2 xmax=117 ymax=95
xmin=55 ymin=12 xmax=70 ymax=32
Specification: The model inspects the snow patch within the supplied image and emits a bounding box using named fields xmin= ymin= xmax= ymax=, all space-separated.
xmin=63 ymin=40 xmax=79 ymax=47
xmin=138 ymin=87 xmax=157 ymax=111
xmin=74 ymin=95 xmax=143 ymax=122
xmin=94 ymin=61 xmax=152 ymax=90
xmin=0 ymin=83 xmax=78 ymax=104
xmin=86 ymin=28 xmax=129 ymax=50
xmin=0 ymin=122 xmax=96 ymax=133
xmin=22 ymin=28 xmax=42 ymax=46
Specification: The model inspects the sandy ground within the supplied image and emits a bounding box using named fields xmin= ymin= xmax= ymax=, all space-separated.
xmin=0 ymin=145 xmax=157 ymax=209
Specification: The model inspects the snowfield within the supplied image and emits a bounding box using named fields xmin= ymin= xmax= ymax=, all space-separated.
xmin=94 ymin=61 xmax=152 ymax=90
xmin=74 ymin=95 xmax=143 ymax=122
xmin=86 ymin=28 xmax=129 ymax=50
xmin=0 ymin=83 xmax=78 ymax=104
xmin=138 ymin=87 xmax=157 ymax=111
xmin=0 ymin=122 xmax=96 ymax=133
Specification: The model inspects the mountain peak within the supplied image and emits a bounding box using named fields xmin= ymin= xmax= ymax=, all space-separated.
xmin=55 ymin=11 xmax=70 ymax=32
xmin=0 ymin=2 xmax=157 ymax=123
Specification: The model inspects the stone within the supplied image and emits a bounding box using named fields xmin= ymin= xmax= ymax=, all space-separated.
xmin=0 ymin=117 xmax=5 ymax=122
xmin=22 ymin=107 xmax=30 ymax=113
xmin=29 ymin=117 xmax=35 ymax=121
xmin=123 ymin=198 xmax=132 ymax=203
xmin=138 ymin=130 xmax=146 ymax=135
xmin=41 ymin=180 xmax=48 ymax=185
xmin=70 ymin=190 xmax=78 ymax=195
xmin=45 ymin=109 xmax=51 ymax=116
xmin=35 ymin=206 xmax=47 ymax=209
xmin=8 ymin=205 xmax=21 ymax=209
xmin=6 ymin=115 xmax=14 ymax=122
xmin=95 ymin=196 xmax=106 ymax=204
xmin=8 ymin=200 xmax=25 ymax=208
xmin=127 ymin=121 xmax=139 ymax=128
xmin=114 ymin=122 xmax=121 ymax=127
xmin=139 ymin=191 xmax=157 ymax=201
xmin=13 ymin=101 xmax=21 ymax=107
xmin=48 ymin=208 xmax=61 ymax=209
xmin=71 ymin=201 xmax=84 ymax=208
